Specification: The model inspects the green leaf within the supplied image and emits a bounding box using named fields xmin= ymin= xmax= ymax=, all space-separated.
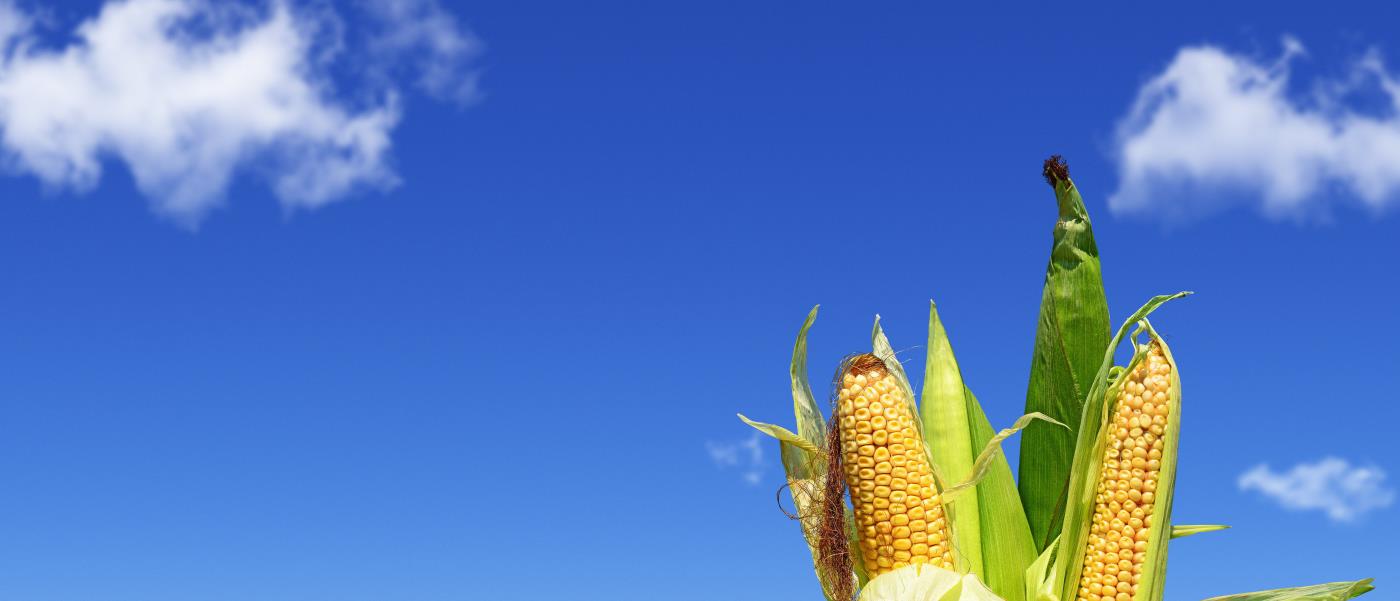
xmin=920 ymin=302 xmax=984 ymax=579
xmin=1202 ymin=579 xmax=1375 ymax=601
xmin=1019 ymin=161 xmax=1112 ymax=552
xmin=1169 ymin=524 xmax=1229 ymax=539
xmin=916 ymin=302 xmax=1038 ymax=601
xmin=1023 ymin=536 xmax=1058 ymax=601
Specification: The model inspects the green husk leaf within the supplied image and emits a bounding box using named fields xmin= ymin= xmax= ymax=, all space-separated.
xmin=917 ymin=302 xmax=1037 ymax=601
xmin=1024 ymin=536 xmax=1059 ymax=601
xmin=792 ymin=305 xmax=827 ymax=454
xmin=1203 ymin=579 xmax=1375 ymax=601
xmin=920 ymin=302 xmax=983 ymax=578
xmin=860 ymin=564 xmax=1008 ymax=601
xmin=1050 ymin=294 xmax=1189 ymax=601
xmin=1169 ymin=524 xmax=1229 ymax=539
xmin=1019 ymin=158 xmax=1112 ymax=552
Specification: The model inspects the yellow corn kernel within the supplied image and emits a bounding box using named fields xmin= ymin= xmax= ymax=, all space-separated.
xmin=839 ymin=354 xmax=954 ymax=577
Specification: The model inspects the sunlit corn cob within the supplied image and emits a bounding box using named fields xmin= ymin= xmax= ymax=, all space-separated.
xmin=1076 ymin=341 xmax=1173 ymax=601
xmin=838 ymin=353 xmax=954 ymax=577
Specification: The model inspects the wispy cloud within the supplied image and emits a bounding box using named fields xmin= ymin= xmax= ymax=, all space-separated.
xmin=1111 ymin=38 xmax=1400 ymax=220
xmin=0 ymin=0 xmax=479 ymax=226
xmin=360 ymin=0 xmax=481 ymax=105
xmin=706 ymin=433 xmax=765 ymax=486
xmin=1239 ymin=457 xmax=1395 ymax=522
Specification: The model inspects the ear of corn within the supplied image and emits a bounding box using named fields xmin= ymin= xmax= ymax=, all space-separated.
xmin=1048 ymin=294 xmax=1189 ymax=601
xmin=1020 ymin=156 xmax=1112 ymax=552
xmin=1073 ymin=325 xmax=1179 ymax=601
xmin=741 ymin=158 xmax=1377 ymax=601
xmin=837 ymin=352 xmax=957 ymax=576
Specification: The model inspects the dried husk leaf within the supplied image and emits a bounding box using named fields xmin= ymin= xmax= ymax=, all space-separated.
xmin=738 ymin=306 xmax=866 ymax=600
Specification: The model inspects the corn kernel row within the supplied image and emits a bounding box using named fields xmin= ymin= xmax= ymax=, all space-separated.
xmin=1076 ymin=342 xmax=1172 ymax=601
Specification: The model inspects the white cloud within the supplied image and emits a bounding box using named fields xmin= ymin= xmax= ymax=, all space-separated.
xmin=1239 ymin=458 xmax=1395 ymax=522
xmin=360 ymin=0 xmax=481 ymax=104
xmin=706 ymin=432 xmax=765 ymax=486
xmin=0 ymin=0 xmax=478 ymax=226
xmin=0 ymin=2 xmax=28 ymax=50
xmin=1111 ymin=38 xmax=1400 ymax=220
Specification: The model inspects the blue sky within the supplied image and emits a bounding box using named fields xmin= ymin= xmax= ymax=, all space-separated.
xmin=0 ymin=1 xmax=1397 ymax=600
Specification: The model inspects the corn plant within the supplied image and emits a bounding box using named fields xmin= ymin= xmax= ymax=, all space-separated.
xmin=740 ymin=157 xmax=1375 ymax=601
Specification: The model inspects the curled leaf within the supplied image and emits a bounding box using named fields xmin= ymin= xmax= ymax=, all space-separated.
xmin=942 ymin=413 xmax=1066 ymax=498
xmin=738 ymin=414 xmax=823 ymax=456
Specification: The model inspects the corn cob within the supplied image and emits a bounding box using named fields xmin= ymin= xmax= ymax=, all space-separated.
xmin=1075 ymin=340 xmax=1173 ymax=601
xmin=838 ymin=353 xmax=954 ymax=577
